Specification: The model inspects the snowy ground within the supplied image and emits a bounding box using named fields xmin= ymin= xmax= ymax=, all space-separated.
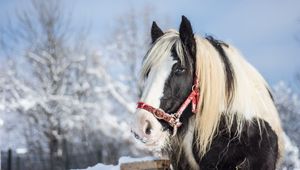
xmin=74 ymin=156 xmax=158 ymax=170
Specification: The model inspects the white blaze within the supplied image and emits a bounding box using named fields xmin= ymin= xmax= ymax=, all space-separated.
xmin=132 ymin=55 xmax=176 ymax=148
xmin=140 ymin=56 xmax=176 ymax=108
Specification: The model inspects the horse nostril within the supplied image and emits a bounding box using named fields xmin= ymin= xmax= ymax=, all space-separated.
xmin=144 ymin=120 xmax=152 ymax=135
xmin=145 ymin=126 xmax=152 ymax=135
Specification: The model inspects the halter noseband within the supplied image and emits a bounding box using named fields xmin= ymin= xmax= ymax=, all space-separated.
xmin=137 ymin=77 xmax=199 ymax=136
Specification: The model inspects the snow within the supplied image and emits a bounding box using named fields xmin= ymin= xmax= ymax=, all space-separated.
xmin=16 ymin=147 xmax=28 ymax=154
xmin=80 ymin=164 xmax=117 ymax=170
xmin=18 ymin=98 xmax=36 ymax=111
xmin=74 ymin=156 xmax=158 ymax=170
xmin=273 ymin=82 xmax=300 ymax=169
xmin=281 ymin=134 xmax=300 ymax=170
xmin=0 ymin=118 xmax=3 ymax=127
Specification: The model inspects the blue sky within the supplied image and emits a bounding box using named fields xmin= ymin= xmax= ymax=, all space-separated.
xmin=0 ymin=0 xmax=300 ymax=85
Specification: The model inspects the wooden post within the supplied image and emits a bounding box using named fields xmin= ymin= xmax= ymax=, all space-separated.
xmin=120 ymin=159 xmax=170 ymax=170
xmin=63 ymin=138 xmax=69 ymax=170
xmin=16 ymin=155 xmax=20 ymax=170
xmin=7 ymin=148 xmax=12 ymax=170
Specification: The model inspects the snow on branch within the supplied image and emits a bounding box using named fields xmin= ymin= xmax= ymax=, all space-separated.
xmin=87 ymin=67 xmax=135 ymax=114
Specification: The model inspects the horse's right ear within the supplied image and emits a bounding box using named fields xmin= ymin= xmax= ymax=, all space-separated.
xmin=151 ymin=21 xmax=164 ymax=43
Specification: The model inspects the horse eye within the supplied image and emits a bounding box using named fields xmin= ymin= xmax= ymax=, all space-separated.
xmin=174 ymin=67 xmax=186 ymax=75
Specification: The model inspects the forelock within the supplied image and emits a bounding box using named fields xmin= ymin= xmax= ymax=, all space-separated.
xmin=140 ymin=30 xmax=186 ymax=82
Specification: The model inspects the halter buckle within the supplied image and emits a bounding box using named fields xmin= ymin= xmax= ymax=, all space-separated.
xmin=152 ymin=108 xmax=165 ymax=120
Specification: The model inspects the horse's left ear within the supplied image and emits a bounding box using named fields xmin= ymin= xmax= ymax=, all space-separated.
xmin=179 ymin=16 xmax=196 ymax=58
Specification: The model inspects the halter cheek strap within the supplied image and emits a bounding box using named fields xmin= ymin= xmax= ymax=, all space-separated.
xmin=137 ymin=77 xmax=199 ymax=136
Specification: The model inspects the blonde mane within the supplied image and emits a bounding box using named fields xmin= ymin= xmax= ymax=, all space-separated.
xmin=194 ymin=35 xmax=283 ymax=158
xmin=141 ymin=30 xmax=283 ymax=159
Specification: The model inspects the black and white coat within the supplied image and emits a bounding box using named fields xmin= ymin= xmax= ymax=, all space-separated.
xmin=132 ymin=16 xmax=284 ymax=170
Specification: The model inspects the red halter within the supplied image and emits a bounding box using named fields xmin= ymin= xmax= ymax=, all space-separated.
xmin=137 ymin=77 xmax=199 ymax=136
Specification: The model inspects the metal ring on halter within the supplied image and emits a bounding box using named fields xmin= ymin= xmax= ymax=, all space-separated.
xmin=171 ymin=120 xmax=182 ymax=136
xmin=172 ymin=126 xmax=178 ymax=137
xmin=192 ymin=85 xmax=197 ymax=91
xmin=171 ymin=118 xmax=182 ymax=128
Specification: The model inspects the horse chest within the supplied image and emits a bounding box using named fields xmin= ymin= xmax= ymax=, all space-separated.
xmin=167 ymin=116 xmax=278 ymax=170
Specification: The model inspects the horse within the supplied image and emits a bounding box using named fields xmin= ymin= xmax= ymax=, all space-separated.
xmin=131 ymin=16 xmax=284 ymax=170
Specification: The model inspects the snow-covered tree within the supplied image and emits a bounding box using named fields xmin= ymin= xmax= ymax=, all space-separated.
xmin=274 ymin=81 xmax=300 ymax=147
xmin=0 ymin=0 xmax=97 ymax=169
xmin=0 ymin=0 xmax=148 ymax=169
xmin=0 ymin=1 xmax=169 ymax=169
xmin=273 ymin=81 xmax=300 ymax=169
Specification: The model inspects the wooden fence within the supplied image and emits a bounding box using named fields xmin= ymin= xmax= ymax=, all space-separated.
xmin=1 ymin=148 xmax=105 ymax=170
xmin=1 ymin=149 xmax=171 ymax=170
xmin=120 ymin=159 xmax=170 ymax=170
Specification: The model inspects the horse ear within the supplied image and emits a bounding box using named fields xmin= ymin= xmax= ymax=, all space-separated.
xmin=151 ymin=21 xmax=164 ymax=43
xmin=179 ymin=16 xmax=196 ymax=57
